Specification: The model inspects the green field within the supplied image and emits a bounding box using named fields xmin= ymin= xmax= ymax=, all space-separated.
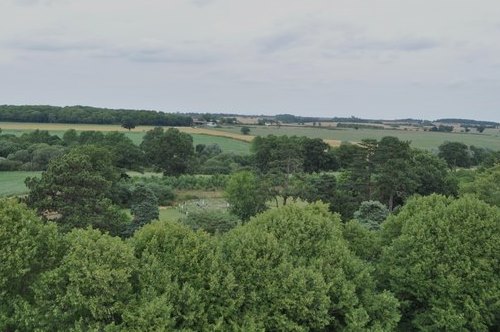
xmin=0 ymin=171 xmax=41 ymax=197
xmin=216 ymin=126 xmax=500 ymax=151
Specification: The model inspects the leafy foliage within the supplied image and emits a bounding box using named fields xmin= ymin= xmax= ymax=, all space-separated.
xmin=459 ymin=164 xmax=500 ymax=207
xmin=222 ymin=203 xmax=401 ymax=330
xmin=0 ymin=199 xmax=60 ymax=331
xmin=240 ymin=126 xmax=251 ymax=135
xmin=25 ymin=146 xmax=130 ymax=235
xmin=380 ymin=195 xmax=500 ymax=330
xmin=225 ymin=171 xmax=268 ymax=220
xmin=0 ymin=104 xmax=193 ymax=126
xmin=181 ymin=209 xmax=239 ymax=234
xmin=28 ymin=228 xmax=137 ymax=330
xmin=126 ymin=220 xmax=238 ymax=330
xmin=129 ymin=183 xmax=159 ymax=234
xmin=354 ymin=200 xmax=389 ymax=230
xmin=141 ymin=127 xmax=194 ymax=175
xmin=438 ymin=141 xmax=471 ymax=169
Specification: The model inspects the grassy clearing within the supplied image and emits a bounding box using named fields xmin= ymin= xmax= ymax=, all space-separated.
xmin=0 ymin=171 xmax=41 ymax=197
xmin=159 ymin=196 xmax=228 ymax=222
xmin=215 ymin=125 xmax=500 ymax=150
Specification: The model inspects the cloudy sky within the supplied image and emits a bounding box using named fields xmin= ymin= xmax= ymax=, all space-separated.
xmin=1 ymin=0 xmax=500 ymax=121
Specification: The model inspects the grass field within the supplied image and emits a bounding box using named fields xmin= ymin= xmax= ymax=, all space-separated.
xmin=215 ymin=125 xmax=500 ymax=151
xmin=0 ymin=171 xmax=41 ymax=197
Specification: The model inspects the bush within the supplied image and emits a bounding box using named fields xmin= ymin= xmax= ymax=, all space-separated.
xmin=141 ymin=182 xmax=175 ymax=206
xmin=181 ymin=209 xmax=239 ymax=234
xmin=0 ymin=159 xmax=22 ymax=171
xmin=240 ymin=126 xmax=251 ymax=135
xmin=157 ymin=174 xmax=229 ymax=191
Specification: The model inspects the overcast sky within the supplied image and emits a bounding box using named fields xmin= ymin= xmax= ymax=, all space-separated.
xmin=1 ymin=0 xmax=500 ymax=121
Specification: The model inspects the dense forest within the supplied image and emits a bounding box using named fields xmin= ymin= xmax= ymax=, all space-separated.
xmin=0 ymin=105 xmax=193 ymax=126
xmin=1 ymin=126 xmax=499 ymax=331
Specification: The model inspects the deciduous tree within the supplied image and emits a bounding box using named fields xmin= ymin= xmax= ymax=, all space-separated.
xmin=141 ymin=127 xmax=194 ymax=175
xmin=225 ymin=171 xmax=267 ymax=220
xmin=380 ymin=194 xmax=500 ymax=330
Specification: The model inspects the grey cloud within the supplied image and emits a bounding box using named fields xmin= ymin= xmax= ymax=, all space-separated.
xmin=3 ymin=37 xmax=219 ymax=64
xmin=11 ymin=0 xmax=67 ymax=6
xmin=257 ymin=31 xmax=305 ymax=54
xmin=3 ymin=38 xmax=100 ymax=52
xmin=323 ymin=36 xmax=440 ymax=58
xmin=118 ymin=47 xmax=218 ymax=64
xmin=189 ymin=0 xmax=216 ymax=7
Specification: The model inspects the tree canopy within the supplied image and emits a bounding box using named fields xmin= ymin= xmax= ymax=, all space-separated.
xmin=380 ymin=194 xmax=500 ymax=331
xmin=141 ymin=127 xmax=194 ymax=175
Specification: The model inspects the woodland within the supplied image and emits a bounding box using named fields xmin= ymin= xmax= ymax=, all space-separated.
xmin=0 ymin=118 xmax=499 ymax=331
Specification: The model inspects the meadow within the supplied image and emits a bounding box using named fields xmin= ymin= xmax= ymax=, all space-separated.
xmin=0 ymin=171 xmax=41 ymax=197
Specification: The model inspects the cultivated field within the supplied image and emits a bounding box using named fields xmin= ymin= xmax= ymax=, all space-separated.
xmin=2 ymin=121 xmax=499 ymax=151
xmin=0 ymin=171 xmax=41 ymax=197
xmin=214 ymin=125 xmax=500 ymax=151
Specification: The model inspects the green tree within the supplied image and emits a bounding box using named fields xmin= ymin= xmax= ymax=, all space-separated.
xmin=240 ymin=126 xmax=251 ymax=135
xmin=342 ymin=220 xmax=382 ymax=262
xmin=354 ymin=200 xmax=389 ymax=230
xmin=459 ymin=164 xmax=500 ymax=207
xmin=380 ymin=194 xmax=500 ymax=330
xmin=28 ymin=228 xmax=137 ymax=330
xmin=181 ymin=209 xmax=240 ymax=234
xmin=102 ymin=132 xmax=144 ymax=171
xmin=302 ymin=138 xmax=334 ymax=173
xmin=411 ymin=149 xmax=458 ymax=196
xmin=222 ymin=203 xmax=401 ymax=330
xmin=438 ymin=141 xmax=471 ymax=169
xmin=62 ymin=129 xmax=79 ymax=146
xmin=0 ymin=199 xmax=61 ymax=331
xmin=373 ymin=137 xmax=416 ymax=210
xmin=124 ymin=220 xmax=239 ymax=330
xmin=141 ymin=127 xmax=194 ymax=175
xmin=225 ymin=171 xmax=267 ymax=220
xmin=129 ymin=183 xmax=159 ymax=234
xmin=121 ymin=117 xmax=136 ymax=131
xmin=25 ymin=146 xmax=130 ymax=235
xmin=374 ymin=158 xmax=418 ymax=210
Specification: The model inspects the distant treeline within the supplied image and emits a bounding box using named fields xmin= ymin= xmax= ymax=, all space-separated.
xmin=436 ymin=118 xmax=499 ymax=127
xmin=336 ymin=123 xmax=386 ymax=130
xmin=275 ymin=114 xmax=323 ymax=124
xmin=274 ymin=114 xmax=387 ymax=124
xmin=0 ymin=105 xmax=193 ymax=126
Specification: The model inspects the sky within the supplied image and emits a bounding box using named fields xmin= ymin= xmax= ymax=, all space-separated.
xmin=1 ymin=0 xmax=500 ymax=122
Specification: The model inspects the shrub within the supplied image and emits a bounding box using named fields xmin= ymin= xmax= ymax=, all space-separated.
xmin=181 ymin=209 xmax=239 ymax=234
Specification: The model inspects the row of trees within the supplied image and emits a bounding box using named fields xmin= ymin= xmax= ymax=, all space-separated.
xmin=0 ymin=105 xmax=193 ymax=126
